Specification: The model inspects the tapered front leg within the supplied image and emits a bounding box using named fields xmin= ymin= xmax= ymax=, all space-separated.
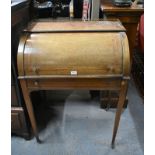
xmin=20 ymin=79 xmax=41 ymax=143
xmin=111 ymin=80 xmax=128 ymax=148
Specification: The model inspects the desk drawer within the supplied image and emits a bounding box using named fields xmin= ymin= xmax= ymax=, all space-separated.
xmin=11 ymin=107 xmax=30 ymax=137
xmin=26 ymin=78 xmax=121 ymax=91
xmin=105 ymin=15 xmax=140 ymax=23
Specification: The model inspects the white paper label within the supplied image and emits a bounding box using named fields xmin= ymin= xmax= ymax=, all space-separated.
xmin=70 ymin=70 xmax=77 ymax=76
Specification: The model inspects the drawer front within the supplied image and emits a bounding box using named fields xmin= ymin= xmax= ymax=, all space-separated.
xmin=105 ymin=13 xmax=142 ymax=24
xmin=26 ymin=78 xmax=121 ymax=91
xmin=12 ymin=112 xmax=21 ymax=130
xmin=11 ymin=107 xmax=29 ymax=135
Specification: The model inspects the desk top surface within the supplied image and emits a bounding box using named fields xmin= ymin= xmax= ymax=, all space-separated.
xmin=24 ymin=20 xmax=126 ymax=32
xmin=11 ymin=0 xmax=29 ymax=12
xmin=101 ymin=0 xmax=144 ymax=12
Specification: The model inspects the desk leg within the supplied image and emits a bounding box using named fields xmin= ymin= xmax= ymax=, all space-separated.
xmin=20 ymin=80 xmax=41 ymax=143
xmin=111 ymin=80 xmax=128 ymax=148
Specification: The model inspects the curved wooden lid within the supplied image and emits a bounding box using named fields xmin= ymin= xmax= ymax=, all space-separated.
xmin=23 ymin=32 xmax=125 ymax=77
xmin=18 ymin=21 xmax=130 ymax=78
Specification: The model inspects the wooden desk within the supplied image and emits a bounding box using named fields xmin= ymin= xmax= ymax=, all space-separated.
xmin=17 ymin=21 xmax=130 ymax=148
xmin=11 ymin=0 xmax=30 ymax=138
xmin=100 ymin=0 xmax=144 ymax=58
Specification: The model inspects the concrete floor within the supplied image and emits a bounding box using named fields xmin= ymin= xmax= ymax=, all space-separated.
xmin=11 ymin=80 xmax=144 ymax=155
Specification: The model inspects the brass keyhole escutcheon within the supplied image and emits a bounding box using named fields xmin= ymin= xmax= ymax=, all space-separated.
xmin=34 ymin=81 xmax=38 ymax=86
xmin=32 ymin=66 xmax=40 ymax=74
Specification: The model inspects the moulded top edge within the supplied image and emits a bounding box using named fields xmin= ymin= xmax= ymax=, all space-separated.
xmin=23 ymin=21 xmax=126 ymax=33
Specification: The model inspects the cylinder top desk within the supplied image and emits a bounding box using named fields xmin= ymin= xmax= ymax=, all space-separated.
xmin=17 ymin=20 xmax=130 ymax=148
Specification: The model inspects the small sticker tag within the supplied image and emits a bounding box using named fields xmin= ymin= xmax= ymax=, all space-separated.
xmin=70 ymin=70 xmax=77 ymax=76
